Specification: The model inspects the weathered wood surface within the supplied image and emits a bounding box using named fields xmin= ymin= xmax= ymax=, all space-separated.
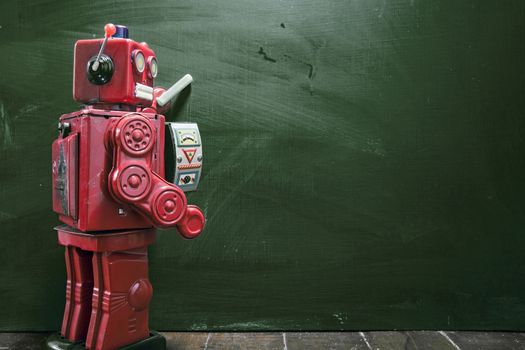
xmin=445 ymin=332 xmax=525 ymax=350
xmin=2 ymin=332 xmax=525 ymax=350
xmin=1 ymin=0 xmax=525 ymax=331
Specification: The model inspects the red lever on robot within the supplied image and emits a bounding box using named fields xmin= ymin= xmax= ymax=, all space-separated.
xmin=92 ymin=23 xmax=117 ymax=72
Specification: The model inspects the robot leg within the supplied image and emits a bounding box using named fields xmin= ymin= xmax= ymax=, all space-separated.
xmin=85 ymin=247 xmax=152 ymax=350
xmin=61 ymin=246 xmax=94 ymax=341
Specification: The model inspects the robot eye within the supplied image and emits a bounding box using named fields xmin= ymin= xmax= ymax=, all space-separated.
xmin=132 ymin=50 xmax=145 ymax=73
xmin=148 ymin=57 xmax=158 ymax=78
xmin=148 ymin=57 xmax=159 ymax=78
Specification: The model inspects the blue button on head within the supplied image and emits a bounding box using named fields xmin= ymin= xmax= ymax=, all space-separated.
xmin=113 ymin=25 xmax=129 ymax=38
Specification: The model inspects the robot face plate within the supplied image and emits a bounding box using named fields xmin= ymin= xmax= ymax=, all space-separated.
xmin=73 ymin=38 xmax=157 ymax=106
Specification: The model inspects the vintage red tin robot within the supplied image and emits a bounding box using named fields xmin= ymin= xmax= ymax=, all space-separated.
xmin=47 ymin=24 xmax=205 ymax=350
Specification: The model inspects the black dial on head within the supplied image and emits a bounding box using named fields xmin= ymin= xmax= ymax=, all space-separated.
xmin=87 ymin=54 xmax=114 ymax=85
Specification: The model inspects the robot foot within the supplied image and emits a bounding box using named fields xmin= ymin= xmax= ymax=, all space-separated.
xmin=44 ymin=331 xmax=166 ymax=350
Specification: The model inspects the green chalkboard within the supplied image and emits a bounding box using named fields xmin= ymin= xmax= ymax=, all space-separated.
xmin=1 ymin=0 xmax=525 ymax=331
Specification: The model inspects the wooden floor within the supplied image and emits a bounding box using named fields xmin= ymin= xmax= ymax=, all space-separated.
xmin=1 ymin=331 xmax=525 ymax=349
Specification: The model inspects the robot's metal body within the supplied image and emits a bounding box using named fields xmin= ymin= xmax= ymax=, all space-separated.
xmin=49 ymin=24 xmax=205 ymax=350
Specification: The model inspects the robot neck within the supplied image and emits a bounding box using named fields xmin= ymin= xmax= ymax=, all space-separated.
xmin=83 ymin=104 xmax=147 ymax=113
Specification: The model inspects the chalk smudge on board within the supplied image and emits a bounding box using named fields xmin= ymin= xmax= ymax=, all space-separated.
xmin=333 ymin=312 xmax=348 ymax=325
xmin=0 ymin=210 xmax=16 ymax=223
xmin=0 ymin=101 xmax=14 ymax=149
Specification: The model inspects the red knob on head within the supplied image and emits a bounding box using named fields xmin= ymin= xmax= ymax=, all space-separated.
xmin=104 ymin=23 xmax=117 ymax=38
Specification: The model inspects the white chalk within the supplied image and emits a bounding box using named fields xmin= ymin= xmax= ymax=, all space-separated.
xmin=156 ymin=74 xmax=193 ymax=107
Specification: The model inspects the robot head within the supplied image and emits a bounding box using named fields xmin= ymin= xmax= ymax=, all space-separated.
xmin=73 ymin=24 xmax=159 ymax=107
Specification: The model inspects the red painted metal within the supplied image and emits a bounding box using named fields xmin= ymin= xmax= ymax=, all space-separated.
xmin=177 ymin=205 xmax=206 ymax=239
xmin=52 ymin=133 xmax=79 ymax=220
xmin=51 ymin=24 xmax=206 ymax=349
xmin=61 ymin=246 xmax=93 ymax=341
xmin=73 ymin=39 xmax=156 ymax=107
xmin=52 ymin=109 xmax=164 ymax=232
xmin=107 ymin=113 xmax=198 ymax=229
xmin=57 ymin=226 xmax=155 ymax=350
xmin=57 ymin=225 xmax=156 ymax=252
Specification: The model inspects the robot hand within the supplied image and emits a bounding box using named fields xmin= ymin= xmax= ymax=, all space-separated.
xmin=151 ymin=74 xmax=193 ymax=114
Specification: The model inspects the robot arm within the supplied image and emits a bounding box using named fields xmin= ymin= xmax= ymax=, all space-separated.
xmin=156 ymin=74 xmax=193 ymax=107
xmin=107 ymin=113 xmax=205 ymax=238
xmin=150 ymin=74 xmax=193 ymax=115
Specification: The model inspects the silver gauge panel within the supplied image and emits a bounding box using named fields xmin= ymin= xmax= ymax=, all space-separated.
xmin=165 ymin=122 xmax=202 ymax=192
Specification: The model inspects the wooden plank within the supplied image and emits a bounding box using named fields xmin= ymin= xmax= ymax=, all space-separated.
xmin=205 ymin=332 xmax=284 ymax=350
xmin=0 ymin=333 xmax=46 ymax=349
xmin=445 ymin=331 xmax=525 ymax=350
xmin=286 ymin=332 xmax=368 ymax=349
xmin=161 ymin=332 xmax=209 ymax=350
xmin=362 ymin=331 xmax=413 ymax=349
xmin=405 ymin=331 xmax=459 ymax=350
xmin=2 ymin=332 xmax=525 ymax=349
